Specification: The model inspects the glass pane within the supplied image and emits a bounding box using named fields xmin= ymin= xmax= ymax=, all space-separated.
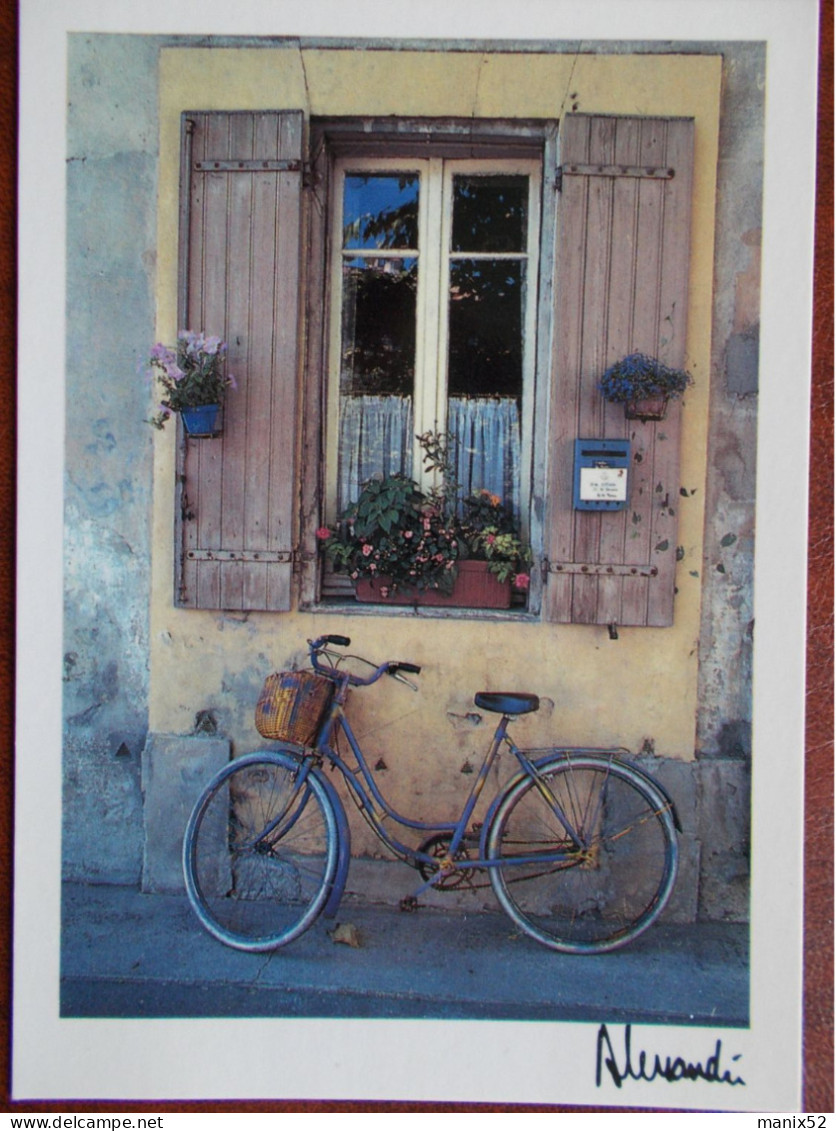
xmin=447 ymin=259 xmax=523 ymax=515
xmin=451 ymin=175 xmax=527 ymax=253
xmin=340 ymin=257 xmax=416 ymax=396
xmin=447 ymin=259 xmax=523 ymax=398
xmin=343 ymin=174 xmax=419 ymax=250
xmin=338 ymin=256 xmax=416 ymax=507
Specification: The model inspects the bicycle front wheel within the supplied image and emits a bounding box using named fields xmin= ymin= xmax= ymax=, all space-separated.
xmin=183 ymin=752 xmax=339 ymax=952
xmin=486 ymin=756 xmax=678 ymax=954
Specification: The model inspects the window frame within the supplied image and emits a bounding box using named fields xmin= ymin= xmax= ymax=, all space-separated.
xmin=301 ymin=117 xmax=555 ymax=615
xmin=325 ymin=153 xmax=542 ymax=524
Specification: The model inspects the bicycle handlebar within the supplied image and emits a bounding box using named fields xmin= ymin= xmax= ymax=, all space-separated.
xmin=308 ymin=635 xmax=422 ymax=689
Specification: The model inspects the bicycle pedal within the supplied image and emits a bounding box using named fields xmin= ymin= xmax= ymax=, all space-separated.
xmin=399 ymin=895 xmax=419 ymax=913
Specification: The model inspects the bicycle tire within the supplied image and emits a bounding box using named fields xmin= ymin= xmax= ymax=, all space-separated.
xmin=486 ymin=755 xmax=678 ymax=954
xmin=183 ymin=751 xmax=339 ymax=952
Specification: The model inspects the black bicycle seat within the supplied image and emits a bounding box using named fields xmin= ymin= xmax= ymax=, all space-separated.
xmin=474 ymin=692 xmax=540 ymax=716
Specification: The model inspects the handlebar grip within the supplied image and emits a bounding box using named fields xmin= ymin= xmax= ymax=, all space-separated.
xmin=324 ymin=635 xmax=351 ymax=647
xmin=390 ymin=661 xmax=421 ymax=675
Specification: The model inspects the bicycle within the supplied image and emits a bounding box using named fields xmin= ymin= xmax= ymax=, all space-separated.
xmin=183 ymin=634 xmax=681 ymax=956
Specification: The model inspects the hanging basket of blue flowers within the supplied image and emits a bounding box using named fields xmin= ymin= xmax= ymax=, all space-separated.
xmin=598 ymin=353 xmax=693 ymax=421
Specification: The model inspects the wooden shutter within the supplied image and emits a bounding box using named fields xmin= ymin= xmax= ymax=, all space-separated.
xmin=544 ymin=114 xmax=695 ymax=627
xmin=176 ymin=111 xmax=304 ymax=610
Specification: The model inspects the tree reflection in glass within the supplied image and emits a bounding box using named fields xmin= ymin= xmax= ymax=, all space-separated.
xmin=447 ymin=175 xmax=527 ymax=512
xmin=338 ymin=174 xmax=419 ymax=506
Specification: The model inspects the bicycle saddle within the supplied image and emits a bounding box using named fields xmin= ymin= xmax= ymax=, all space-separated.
xmin=474 ymin=692 xmax=540 ymax=716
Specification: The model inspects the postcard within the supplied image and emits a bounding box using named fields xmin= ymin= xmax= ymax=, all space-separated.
xmin=12 ymin=0 xmax=823 ymax=1114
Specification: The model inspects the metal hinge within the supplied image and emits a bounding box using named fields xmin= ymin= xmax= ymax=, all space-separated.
xmin=555 ymin=163 xmax=675 ymax=191
xmin=193 ymin=158 xmax=305 ymax=173
xmin=184 ymin=547 xmax=315 ymax=569
xmin=542 ymin=559 xmax=659 ymax=580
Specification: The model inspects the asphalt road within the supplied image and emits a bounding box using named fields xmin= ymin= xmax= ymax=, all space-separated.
xmin=60 ymin=882 xmax=749 ymax=1026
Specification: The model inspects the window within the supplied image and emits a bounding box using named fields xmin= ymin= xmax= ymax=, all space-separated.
xmin=175 ymin=111 xmax=694 ymax=627
xmin=326 ymin=156 xmax=541 ymax=530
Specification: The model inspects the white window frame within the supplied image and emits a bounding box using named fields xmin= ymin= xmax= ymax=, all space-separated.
xmin=325 ymin=153 xmax=542 ymax=528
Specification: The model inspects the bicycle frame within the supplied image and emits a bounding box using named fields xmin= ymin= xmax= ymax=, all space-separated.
xmin=286 ymin=636 xmax=682 ymax=903
xmin=306 ymin=674 xmax=594 ymax=891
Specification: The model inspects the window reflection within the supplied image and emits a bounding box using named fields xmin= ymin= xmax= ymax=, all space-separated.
xmin=447 ymin=260 xmax=523 ymax=398
xmin=451 ymin=175 xmax=527 ymax=253
xmin=340 ymin=258 xmax=417 ymax=396
xmin=343 ymin=174 xmax=419 ymax=250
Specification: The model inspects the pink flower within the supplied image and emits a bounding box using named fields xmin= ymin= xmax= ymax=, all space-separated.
xmin=316 ymin=527 xmax=332 ymax=541
xmin=513 ymin=572 xmax=531 ymax=590
xmin=362 ymin=544 xmax=374 ymax=557
xmin=485 ymin=534 xmax=496 ymax=545
xmin=404 ymin=530 xmax=413 ymax=539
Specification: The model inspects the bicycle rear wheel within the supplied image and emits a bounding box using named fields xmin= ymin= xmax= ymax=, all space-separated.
xmin=183 ymin=752 xmax=339 ymax=952
xmin=486 ymin=755 xmax=678 ymax=954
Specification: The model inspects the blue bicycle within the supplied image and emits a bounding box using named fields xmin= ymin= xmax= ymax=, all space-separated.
xmin=183 ymin=634 xmax=680 ymax=955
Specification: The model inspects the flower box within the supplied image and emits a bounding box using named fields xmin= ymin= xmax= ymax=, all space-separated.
xmin=181 ymin=403 xmax=221 ymax=436
xmin=625 ymin=395 xmax=669 ymax=422
xmin=355 ymin=559 xmax=512 ymax=609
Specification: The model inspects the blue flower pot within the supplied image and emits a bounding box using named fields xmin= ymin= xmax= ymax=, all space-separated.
xmin=181 ymin=404 xmax=221 ymax=436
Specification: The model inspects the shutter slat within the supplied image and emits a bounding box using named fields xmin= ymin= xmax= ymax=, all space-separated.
xmin=545 ymin=114 xmax=694 ymax=627
xmin=177 ymin=110 xmax=304 ymax=611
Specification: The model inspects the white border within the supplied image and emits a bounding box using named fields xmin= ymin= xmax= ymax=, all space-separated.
xmin=15 ymin=0 xmax=819 ymax=1111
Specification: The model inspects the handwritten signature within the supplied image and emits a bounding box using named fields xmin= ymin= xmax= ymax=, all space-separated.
xmin=596 ymin=1023 xmax=746 ymax=1088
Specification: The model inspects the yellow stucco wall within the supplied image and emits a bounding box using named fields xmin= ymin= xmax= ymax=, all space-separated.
xmin=151 ymin=46 xmax=722 ymax=834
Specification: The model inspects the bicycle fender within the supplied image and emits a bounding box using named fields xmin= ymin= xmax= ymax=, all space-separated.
xmin=253 ymin=748 xmax=352 ymax=918
xmin=317 ymin=771 xmax=352 ymax=918
xmin=479 ymin=750 xmax=682 ymax=857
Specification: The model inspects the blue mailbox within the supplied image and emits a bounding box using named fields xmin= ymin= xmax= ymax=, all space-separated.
xmin=573 ymin=439 xmax=631 ymax=511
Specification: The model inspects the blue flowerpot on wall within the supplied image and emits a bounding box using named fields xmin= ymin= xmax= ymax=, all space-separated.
xmin=181 ymin=404 xmax=221 ymax=436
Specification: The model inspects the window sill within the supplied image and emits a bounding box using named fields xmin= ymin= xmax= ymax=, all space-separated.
xmin=307 ymin=596 xmax=537 ymax=622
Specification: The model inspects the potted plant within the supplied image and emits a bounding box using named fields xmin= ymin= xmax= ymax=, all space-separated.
xmin=458 ymin=489 xmax=532 ymax=593
xmin=598 ymin=352 xmax=693 ymax=421
xmin=318 ymin=433 xmax=531 ymax=608
xmin=148 ymin=330 xmax=236 ymax=436
xmin=318 ymin=473 xmax=462 ymax=604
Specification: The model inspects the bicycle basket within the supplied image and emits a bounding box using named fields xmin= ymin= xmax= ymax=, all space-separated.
xmin=255 ymin=670 xmax=334 ymax=745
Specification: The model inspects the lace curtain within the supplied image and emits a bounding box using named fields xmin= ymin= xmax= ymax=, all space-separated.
xmin=338 ymin=394 xmax=521 ymax=519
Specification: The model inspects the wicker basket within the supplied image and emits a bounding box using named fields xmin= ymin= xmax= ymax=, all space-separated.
xmin=255 ymin=670 xmax=334 ymax=745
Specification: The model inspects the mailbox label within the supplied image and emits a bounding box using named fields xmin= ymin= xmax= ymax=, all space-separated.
xmin=579 ymin=466 xmax=628 ymax=502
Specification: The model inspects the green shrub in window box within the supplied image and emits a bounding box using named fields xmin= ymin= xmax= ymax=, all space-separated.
xmin=318 ymin=431 xmax=532 ymax=602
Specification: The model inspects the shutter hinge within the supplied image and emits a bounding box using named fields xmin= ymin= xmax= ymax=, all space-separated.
xmin=556 ymin=163 xmax=675 ymax=188
xmin=542 ymin=559 xmax=659 ymax=579
xmin=292 ymin=548 xmax=315 ymax=574
xmin=193 ymin=158 xmax=306 ymax=174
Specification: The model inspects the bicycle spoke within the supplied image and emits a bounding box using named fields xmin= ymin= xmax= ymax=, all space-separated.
xmin=183 ymin=754 xmax=339 ymax=951
xmin=486 ymin=757 xmax=678 ymax=954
